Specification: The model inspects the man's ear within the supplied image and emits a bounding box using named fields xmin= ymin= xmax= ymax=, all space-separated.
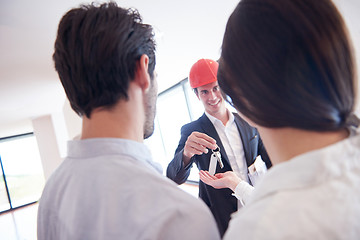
xmin=134 ymin=54 xmax=150 ymax=91
xmin=195 ymin=91 xmax=200 ymax=100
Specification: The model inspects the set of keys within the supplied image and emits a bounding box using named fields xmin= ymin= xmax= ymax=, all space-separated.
xmin=212 ymin=147 xmax=224 ymax=168
xmin=209 ymin=147 xmax=224 ymax=175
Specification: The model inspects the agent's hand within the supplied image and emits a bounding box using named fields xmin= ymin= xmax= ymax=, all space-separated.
xmin=199 ymin=170 xmax=241 ymax=192
xmin=183 ymin=132 xmax=217 ymax=162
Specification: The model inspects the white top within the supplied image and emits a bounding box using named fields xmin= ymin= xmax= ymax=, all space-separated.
xmin=205 ymin=110 xmax=249 ymax=182
xmin=232 ymin=156 xmax=268 ymax=205
xmin=233 ymin=181 xmax=254 ymax=206
xmin=37 ymin=138 xmax=220 ymax=240
xmin=224 ymin=130 xmax=360 ymax=240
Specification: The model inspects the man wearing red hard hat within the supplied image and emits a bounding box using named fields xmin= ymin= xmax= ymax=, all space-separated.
xmin=167 ymin=58 xmax=271 ymax=236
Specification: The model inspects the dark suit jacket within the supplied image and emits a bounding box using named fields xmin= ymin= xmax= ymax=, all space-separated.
xmin=166 ymin=113 xmax=271 ymax=237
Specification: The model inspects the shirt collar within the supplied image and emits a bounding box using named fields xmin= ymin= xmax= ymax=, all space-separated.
xmin=249 ymin=131 xmax=360 ymax=203
xmin=205 ymin=109 xmax=234 ymax=127
xmin=67 ymin=138 xmax=163 ymax=174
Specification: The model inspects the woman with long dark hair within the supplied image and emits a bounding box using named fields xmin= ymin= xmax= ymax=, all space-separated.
xmin=200 ymin=0 xmax=360 ymax=238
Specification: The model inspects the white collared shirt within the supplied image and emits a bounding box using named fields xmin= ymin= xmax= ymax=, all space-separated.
xmin=205 ymin=110 xmax=249 ymax=183
xmin=38 ymin=138 xmax=220 ymax=240
xmin=224 ymin=130 xmax=360 ymax=240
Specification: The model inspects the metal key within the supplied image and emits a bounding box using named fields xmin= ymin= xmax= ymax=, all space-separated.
xmin=212 ymin=147 xmax=224 ymax=168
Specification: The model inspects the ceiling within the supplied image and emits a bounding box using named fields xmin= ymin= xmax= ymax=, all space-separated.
xmin=0 ymin=0 xmax=359 ymax=138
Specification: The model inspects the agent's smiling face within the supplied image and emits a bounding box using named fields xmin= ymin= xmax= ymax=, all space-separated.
xmin=196 ymin=81 xmax=226 ymax=116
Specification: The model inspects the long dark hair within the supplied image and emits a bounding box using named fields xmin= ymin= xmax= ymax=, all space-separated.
xmin=218 ymin=0 xmax=357 ymax=131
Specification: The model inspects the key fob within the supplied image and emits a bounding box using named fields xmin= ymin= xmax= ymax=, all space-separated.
xmin=212 ymin=147 xmax=224 ymax=168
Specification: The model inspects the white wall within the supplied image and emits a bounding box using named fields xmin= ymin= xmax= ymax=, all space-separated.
xmin=32 ymin=114 xmax=66 ymax=180
xmin=31 ymin=101 xmax=82 ymax=180
xmin=334 ymin=0 xmax=360 ymax=114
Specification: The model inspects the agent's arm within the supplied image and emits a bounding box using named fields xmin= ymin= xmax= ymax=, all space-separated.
xmin=167 ymin=128 xmax=216 ymax=184
xmin=182 ymin=131 xmax=217 ymax=165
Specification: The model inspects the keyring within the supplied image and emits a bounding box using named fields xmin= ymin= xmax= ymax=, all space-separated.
xmin=212 ymin=147 xmax=224 ymax=168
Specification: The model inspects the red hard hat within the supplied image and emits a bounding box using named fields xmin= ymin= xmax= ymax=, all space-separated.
xmin=189 ymin=59 xmax=219 ymax=89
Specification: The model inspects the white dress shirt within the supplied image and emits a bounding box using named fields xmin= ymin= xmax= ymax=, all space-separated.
xmin=224 ymin=129 xmax=360 ymax=240
xmin=37 ymin=138 xmax=220 ymax=240
xmin=205 ymin=110 xmax=249 ymax=183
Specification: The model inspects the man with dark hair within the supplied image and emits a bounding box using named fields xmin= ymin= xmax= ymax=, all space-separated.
xmin=37 ymin=3 xmax=220 ymax=239
xmin=166 ymin=58 xmax=271 ymax=237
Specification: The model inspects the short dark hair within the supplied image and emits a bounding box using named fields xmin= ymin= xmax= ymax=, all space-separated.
xmin=218 ymin=0 xmax=356 ymax=131
xmin=53 ymin=2 xmax=156 ymax=118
